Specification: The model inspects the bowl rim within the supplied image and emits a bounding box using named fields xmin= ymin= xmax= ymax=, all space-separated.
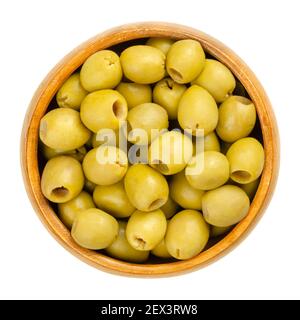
xmin=21 ymin=22 xmax=280 ymax=277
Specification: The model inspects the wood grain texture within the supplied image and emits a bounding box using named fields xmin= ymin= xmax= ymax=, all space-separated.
xmin=21 ymin=22 xmax=280 ymax=277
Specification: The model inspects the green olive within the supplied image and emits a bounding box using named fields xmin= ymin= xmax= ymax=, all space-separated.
xmin=120 ymin=45 xmax=166 ymax=84
xmin=151 ymin=237 xmax=172 ymax=259
xmin=149 ymin=131 xmax=193 ymax=175
xmin=210 ymin=225 xmax=232 ymax=238
xmin=106 ymin=221 xmax=149 ymax=263
xmin=58 ymin=191 xmax=95 ymax=229
xmin=41 ymin=144 xmax=87 ymax=162
xmin=82 ymin=146 xmax=128 ymax=185
xmin=202 ymin=185 xmax=250 ymax=227
xmin=193 ymin=131 xmax=220 ymax=154
xmin=39 ymin=108 xmax=91 ymax=151
xmin=165 ymin=209 xmax=209 ymax=260
xmin=41 ymin=156 xmax=84 ymax=203
xmin=71 ymin=208 xmax=118 ymax=249
xmin=153 ymin=78 xmax=187 ymax=119
xmin=216 ymin=96 xmax=257 ymax=142
xmin=192 ymin=59 xmax=236 ymax=102
xmin=186 ymin=151 xmax=229 ymax=190
xmin=226 ymin=137 xmax=264 ymax=184
xmin=239 ymin=178 xmax=260 ymax=200
xmin=178 ymin=85 xmax=218 ymax=136
xmin=84 ymin=179 xmax=96 ymax=193
xmin=56 ymin=73 xmax=88 ymax=110
xmin=170 ymin=171 xmax=205 ymax=210
xmin=127 ymin=103 xmax=168 ymax=145
xmin=124 ymin=164 xmax=169 ymax=212
xmin=146 ymin=38 xmax=174 ymax=55
xmin=80 ymin=89 xmax=127 ymax=133
xmin=166 ymin=39 xmax=205 ymax=83
xmin=160 ymin=197 xmax=179 ymax=219
xmin=80 ymin=50 xmax=122 ymax=91
xmin=126 ymin=209 xmax=167 ymax=251
xmin=93 ymin=181 xmax=135 ymax=218
xmin=116 ymin=82 xmax=152 ymax=109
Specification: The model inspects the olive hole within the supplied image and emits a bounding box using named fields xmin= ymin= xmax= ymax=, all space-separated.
xmin=153 ymin=160 xmax=169 ymax=173
xmin=168 ymin=68 xmax=183 ymax=82
xmin=134 ymin=237 xmax=147 ymax=250
xmin=231 ymin=170 xmax=252 ymax=183
xmin=115 ymin=160 xmax=126 ymax=168
xmin=51 ymin=186 xmax=69 ymax=198
xmin=166 ymin=79 xmax=174 ymax=90
xmin=112 ymin=100 xmax=126 ymax=120
xmin=176 ymin=249 xmax=181 ymax=259
xmin=148 ymin=198 xmax=165 ymax=211
xmin=104 ymin=57 xmax=115 ymax=66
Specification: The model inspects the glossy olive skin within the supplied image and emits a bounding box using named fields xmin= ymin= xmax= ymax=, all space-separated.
xmin=41 ymin=156 xmax=84 ymax=203
xmin=71 ymin=208 xmax=119 ymax=250
xmin=192 ymin=59 xmax=236 ymax=103
xmin=151 ymin=238 xmax=172 ymax=258
xmin=56 ymin=73 xmax=88 ymax=110
xmin=153 ymin=78 xmax=186 ymax=119
xmin=39 ymin=108 xmax=91 ymax=151
xmin=146 ymin=38 xmax=174 ymax=55
xmin=193 ymin=131 xmax=220 ymax=154
xmin=41 ymin=144 xmax=87 ymax=162
xmin=106 ymin=221 xmax=149 ymax=263
xmin=239 ymin=178 xmax=260 ymax=200
xmin=186 ymin=151 xmax=230 ymax=190
xmin=80 ymin=89 xmax=127 ymax=133
xmin=80 ymin=50 xmax=122 ymax=91
xmin=166 ymin=39 xmax=205 ymax=84
xmin=124 ymin=164 xmax=169 ymax=212
xmin=210 ymin=225 xmax=232 ymax=238
xmin=165 ymin=210 xmax=209 ymax=260
xmin=226 ymin=137 xmax=265 ymax=184
xmin=149 ymin=131 xmax=193 ymax=175
xmin=116 ymin=82 xmax=152 ymax=110
xmin=120 ymin=45 xmax=166 ymax=84
xmin=170 ymin=171 xmax=205 ymax=210
xmin=178 ymin=85 xmax=218 ymax=136
xmin=126 ymin=209 xmax=167 ymax=251
xmin=202 ymin=185 xmax=250 ymax=227
xmin=127 ymin=103 xmax=168 ymax=145
xmin=216 ymin=96 xmax=257 ymax=142
xmin=82 ymin=146 xmax=128 ymax=185
xmin=58 ymin=191 xmax=95 ymax=229
xmin=160 ymin=197 xmax=179 ymax=219
xmin=93 ymin=181 xmax=135 ymax=218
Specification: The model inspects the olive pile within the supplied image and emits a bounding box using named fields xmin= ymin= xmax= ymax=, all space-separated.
xmin=39 ymin=38 xmax=264 ymax=262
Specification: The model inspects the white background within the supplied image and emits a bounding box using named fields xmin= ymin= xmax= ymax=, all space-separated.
xmin=0 ymin=0 xmax=298 ymax=300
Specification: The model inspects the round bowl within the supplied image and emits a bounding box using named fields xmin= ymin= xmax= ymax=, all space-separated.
xmin=21 ymin=22 xmax=279 ymax=276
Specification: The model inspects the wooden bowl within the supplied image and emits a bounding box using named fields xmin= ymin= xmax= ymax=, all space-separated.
xmin=21 ymin=22 xmax=279 ymax=276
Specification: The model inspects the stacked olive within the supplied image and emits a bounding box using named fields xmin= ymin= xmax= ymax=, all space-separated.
xmin=39 ymin=37 xmax=264 ymax=263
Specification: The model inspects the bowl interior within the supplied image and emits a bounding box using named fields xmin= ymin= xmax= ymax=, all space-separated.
xmin=22 ymin=23 xmax=278 ymax=276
